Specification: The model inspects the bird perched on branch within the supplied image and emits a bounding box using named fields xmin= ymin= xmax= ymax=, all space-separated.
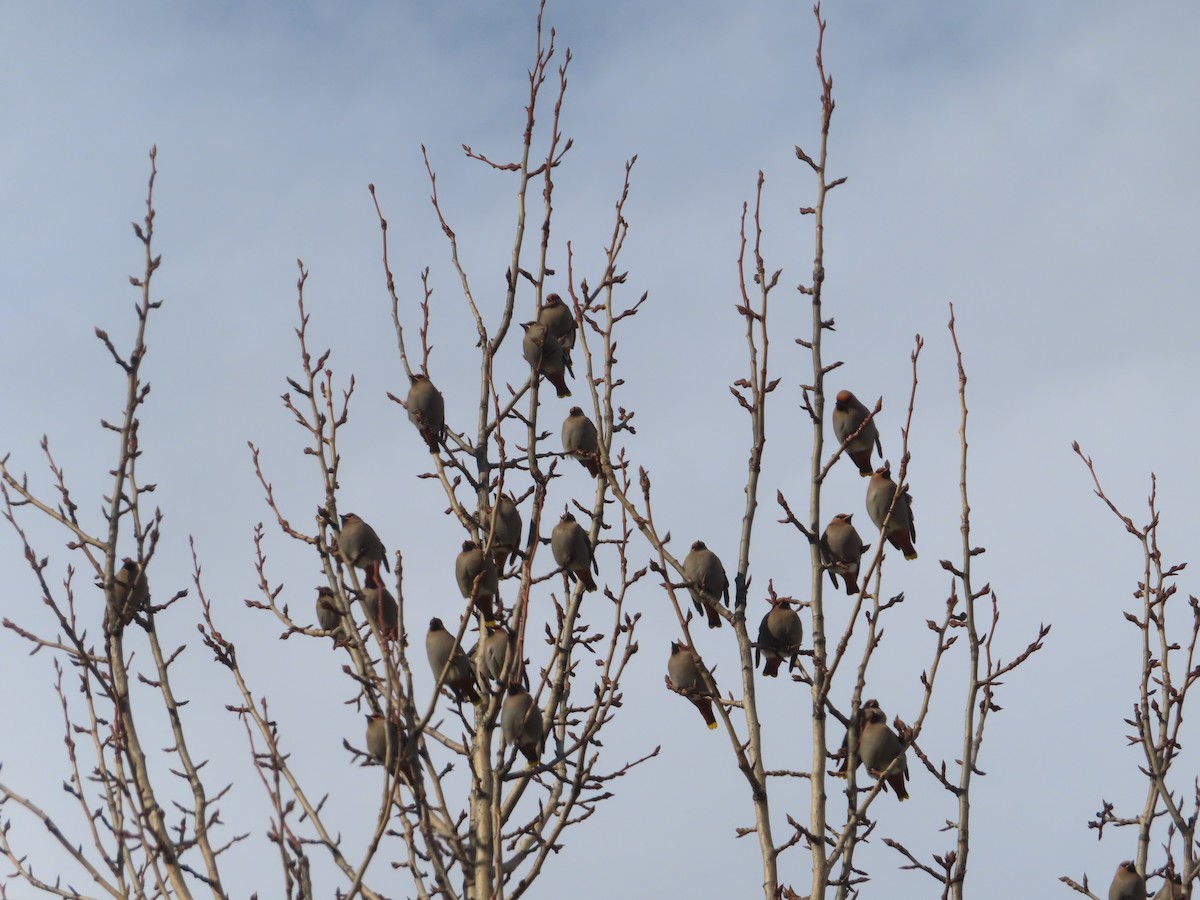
xmin=521 ymin=321 xmax=571 ymax=398
xmin=820 ymin=513 xmax=867 ymax=594
xmin=562 ymin=406 xmax=600 ymax=477
xmin=866 ymin=464 xmax=917 ymax=561
xmin=360 ymin=570 xmax=398 ymax=639
xmin=481 ymin=493 xmax=522 ymax=570
xmin=1108 ymin=861 xmax=1145 ymax=900
xmin=832 ymin=390 xmax=881 ymax=477
xmin=315 ymin=586 xmax=344 ymax=639
xmin=338 ymin=513 xmax=390 ymax=573
xmin=455 ymin=540 xmax=499 ymax=624
xmin=426 ymin=618 xmax=481 ymax=704
xmin=667 ymin=642 xmax=718 ymax=730
xmin=105 ymin=557 xmax=148 ymax=632
xmin=478 ymin=623 xmax=512 ymax=684
xmin=683 ymin=541 xmax=729 ymax=628
xmin=837 ymin=700 xmax=909 ymax=801
xmin=538 ymin=293 xmax=577 ymax=377
xmin=406 ymin=372 xmax=445 ymax=453
xmin=551 ymin=512 xmax=597 ymax=592
xmin=756 ymin=602 xmax=802 ymax=677
xmin=365 ymin=714 xmax=414 ymax=781
xmin=501 ymin=683 xmax=544 ymax=764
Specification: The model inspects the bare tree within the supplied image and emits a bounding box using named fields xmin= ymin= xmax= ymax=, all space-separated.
xmin=2 ymin=4 xmax=1181 ymax=900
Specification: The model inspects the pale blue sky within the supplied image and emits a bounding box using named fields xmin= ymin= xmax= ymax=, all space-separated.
xmin=2 ymin=2 xmax=1198 ymax=896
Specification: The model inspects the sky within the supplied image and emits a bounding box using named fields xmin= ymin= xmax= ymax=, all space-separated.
xmin=2 ymin=1 xmax=1199 ymax=897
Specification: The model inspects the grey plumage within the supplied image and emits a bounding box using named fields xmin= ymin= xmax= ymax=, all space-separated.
xmin=562 ymin=406 xmax=600 ymax=477
xmin=521 ymin=321 xmax=571 ymax=398
xmin=501 ymin=684 xmax=544 ymax=763
xmin=538 ymin=293 xmax=576 ymax=377
xmin=482 ymin=494 xmax=523 ymax=569
xmin=315 ymin=586 xmax=344 ymax=637
xmin=105 ymin=557 xmax=148 ymax=633
xmin=856 ymin=702 xmax=909 ymax=801
xmin=426 ymin=617 xmax=481 ymax=704
xmin=866 ymin=464 xmax=918 ymax=561
xmin=755 ymin=603 xmax=803 ymax=677
xmin=683 ymin=541 xmax=729 ymax=629
xmin=479 ymin=624 xmax=512 ymax=683
xmin=667 ymin=641 xmax=717 ymax=729
xmin=338 ymin=513 xmax=390 ymax=572
xmin=1109 ymin=862 xmax=1146 ymax=900
xmin=360 ymin=571 xmax=398 ymax=638
xmin=820 ymin=513 xmax=867 ymax=595
xmin=832 ymin=390 xmax=881 ymax=477
xmin=455 ymin=540 xmax=499 ymax=624
xmin=406 ymin=373 xmax=445 ymax=453
xmin=551 ymin=513 xmax=597 ymax=592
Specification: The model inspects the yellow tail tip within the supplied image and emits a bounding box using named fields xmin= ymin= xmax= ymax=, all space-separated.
xmin=707 ymin=721 xmax=718 ymax=730
xmin=905 ymin=551 xmax=918 ymax=560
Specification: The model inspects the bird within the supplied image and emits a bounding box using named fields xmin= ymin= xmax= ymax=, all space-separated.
xmin=561 ymin=406 xmax=600 ymax=477
xmin=406 ymin=373 xmax=445 ymax=453
xmin=481 ymin=493 xmax=523 ymax=570
xmin=521 ymin=321 xmax=572 ymax=398
xmin=106 ymin=557 xmax=148 ymax=632
xmin=478 ymin=623 xmax=512 ymax=684
xmin=853 ymin=701 xmax=909 ymax=801
xmin=426 ymin=618 xmax=482 ymax=704
xmin=1152 ymin=873 xmax=1183 ymax=900
xmin=315 ymin=586 xmax=344 ymax=638
xmin=820 ymin=513 xmax=867 ymax=594
xmin=455 ymin=540 xmax=499 ymax=624
xmin=360 ymin=570 xmax=398 ymax=639
xmin=501 ymin=683 xmax=544 ymax=764
xmin=683 ymin=541 xmax=729 ymax=629
xmin=866 ymin=464 xmax=918 ymax=560
xmin=538 ymin=293 xmax=577 ymax=377
xmin=551 ymin=512 xmax=597 ymax=592
xmin=832 ymin=390 xmax=882 ymax=477
xmin=667 ymin=642 xmax=718 ymax=730
xmin=365 ymin=713 xmax=413 ymax=781
xmin=1109 ymin=862 xmax=1146 ymax=900
xmin=756 ymin=602 xmax=803 ymax=677
xmin=338 ymin=513 xmax=390 ymax=573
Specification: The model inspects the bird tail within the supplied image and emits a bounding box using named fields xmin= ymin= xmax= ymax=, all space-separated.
xmin=693 ymin=697 xmax=718 ymax=730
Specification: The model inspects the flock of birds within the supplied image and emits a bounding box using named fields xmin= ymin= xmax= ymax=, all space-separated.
xmin=95 ymin=291 xmax=1161 ymax=895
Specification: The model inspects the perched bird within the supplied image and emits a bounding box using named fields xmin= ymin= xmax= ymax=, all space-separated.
xmin=1152 ymin=874 xmax=1182 ymax=900
xmin=667 ymin=642 xmax=718 ymax=730
xmin=455 ymin=540 xmax=499 ymax=623
xmin=832 ymin=390 xmax=882 ymax=477
xmin=551 ymin=513 xmax=597 ymax=593
xmin=106 ymin=557 xmax=148 ymax=632
xmin=365 ymin=713 xmax=413 ymax=781
xmin=866 ymin=464 xmax=918 ymax=561
xmin=406 ymin=373 xmax=445 ymax=453
xmin=683 ymin=541 xmax=730 ymax=629
xmin=521 ymin=321 xmax=572 ymax=398
xmin=501 ymin=683 xmax=544 ymax=764
xmin=1109 ymin=862 xmax=1146 ymax=900
xmin=315 ymin=586 xmax=344 ymax=638
xmin=756 ymin=602 xmax=803 ymax=677
xmin=561 ymin=406 xmax=600 ymax=477
xmin=855 ymin=702 xmax=909 ymax=801
xmin=478 ymin=624 xmax=512 ymax=683
xmin=538 ymin=293 xmax=577 ymax=377
xmin=360 ymin=570 xmax=398 ymax=639
xmin=338 ymin=513 xmax=390 ymax=573
xmin=426 ymin=618 xmax=482 ymax=704
xmin=820 ymin=513 xmax=867 ymax=595
xmin=481 ymin=493 xmax=523 ymax=570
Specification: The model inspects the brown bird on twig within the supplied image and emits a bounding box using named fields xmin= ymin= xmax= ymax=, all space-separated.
xmin=538 ymin=293 xmax=577 ymax=377
xmin=406 ymin=372 xmax=445 ymax=453
xmin=521 ymin=321 xmax=572 ymax=398
xmin=832 ymin=390 xmax=882 ymax=477
xmin=426 ymin=618 xmax=482 ymax=704
xmin=551 ymin=512 xmax=597 ymax=593
xmin=866 ymin=463 xmax=917 ymax=561
xmin=481 ymin=493 xmax=522 ymax=570
xmin=820 ymin=513 xmax=867 ymax=594
xmin=455 ymin=540 xmax=499 ymax=624
xmin=501 ymin=683 xmax=544 ymax=764
xmin=683 ymin=541 xmax=729 ymax=629
xmin=667 ymin=642 xmax=718 ymax=730
xmin=562 ymin=406 xmax=600 ymax=477
xmin=755 ymin=602 xmax=802 ymax=677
